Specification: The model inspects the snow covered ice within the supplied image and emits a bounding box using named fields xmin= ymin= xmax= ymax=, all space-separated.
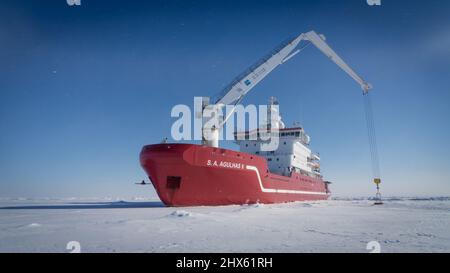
xmin=0 ymin=197 xmax=449 ymax=252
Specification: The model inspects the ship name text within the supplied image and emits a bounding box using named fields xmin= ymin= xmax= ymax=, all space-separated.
xmin=207 ymin=160 xmax=244 ymax=169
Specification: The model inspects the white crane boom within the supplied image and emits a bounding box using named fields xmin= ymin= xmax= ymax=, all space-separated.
xmin=302 ymin=31 xmax=372 ymax=93
xmin=216 ymin=34 xmax=306 ymax=106
xmin=203 ymin=30 xmax=372 ymax=147
xmin=216 ymin=30 xmax=371 ymax=109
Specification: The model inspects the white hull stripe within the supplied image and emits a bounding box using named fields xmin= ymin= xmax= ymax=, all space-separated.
xmin=246 ymin=165 xmax=328 ymax=195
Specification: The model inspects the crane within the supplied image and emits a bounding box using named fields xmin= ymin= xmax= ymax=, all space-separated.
xmin=201 ymin=31 xmax=372 ymax=147
xmin=200 ymin=30 xmax=382 ymax=203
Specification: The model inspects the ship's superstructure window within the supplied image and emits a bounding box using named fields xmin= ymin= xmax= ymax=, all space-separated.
xmin=234 ymin=97 xmax=321 ymax=178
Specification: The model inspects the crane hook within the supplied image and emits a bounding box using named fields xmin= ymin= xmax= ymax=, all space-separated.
xmin=373 ymin=178 xmax=383 ymax=205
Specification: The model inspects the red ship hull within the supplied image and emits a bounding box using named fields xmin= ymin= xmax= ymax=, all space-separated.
xmin=140 ymin=143 xmax=330 ymax=206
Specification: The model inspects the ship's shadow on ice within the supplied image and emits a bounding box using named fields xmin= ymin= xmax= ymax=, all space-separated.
xmin=0 ymin=201 xmax=165 ymax=210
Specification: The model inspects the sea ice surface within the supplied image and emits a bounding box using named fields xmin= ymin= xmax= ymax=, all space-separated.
xmin=0 ymin=197 xmax=449 ymax=252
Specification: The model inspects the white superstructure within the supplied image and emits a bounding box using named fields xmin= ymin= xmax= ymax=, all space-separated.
xmin=234 ymin=98 xmax=322 ymax=178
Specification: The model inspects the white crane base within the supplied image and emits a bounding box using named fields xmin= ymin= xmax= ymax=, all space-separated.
xmin=202 ymin=127 xmax=219 ymax=148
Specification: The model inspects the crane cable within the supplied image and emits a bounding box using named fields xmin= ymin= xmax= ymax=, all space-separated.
xmin=362 ymin=91 xmax=383 ymax=204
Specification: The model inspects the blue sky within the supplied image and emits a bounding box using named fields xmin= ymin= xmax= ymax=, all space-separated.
xmin=1 ymin=0 xmax=449 ymax=198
